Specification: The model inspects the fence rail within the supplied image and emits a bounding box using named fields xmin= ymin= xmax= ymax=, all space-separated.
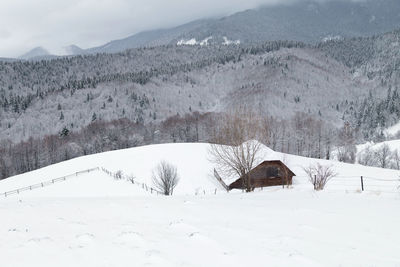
xmin=296 ymin=174 xmax=399 ymax=194
xmin=1 ymin=167 xmax=100 ymax=197
xmin=99 ymin=167 xmax=164 ymax=195
xmin=1 ymin=167 xmax=164 ymax=198
xmin=2 ymin=168 xmax=399 ymax=197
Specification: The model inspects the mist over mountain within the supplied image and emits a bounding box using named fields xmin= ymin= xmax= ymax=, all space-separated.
xmin=64 ymin=45 xmax=85 ymax=55
xmin=19 ymin=47 xmax=51 ymax=60
xmin=15 ymin=0 xmax=400 ymax=58
xmin=81 ymin=0 xmax=400 ymax=55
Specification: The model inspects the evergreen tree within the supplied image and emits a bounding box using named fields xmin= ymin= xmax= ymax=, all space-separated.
xmin=59 ymin=127 xmax=69 ymax=137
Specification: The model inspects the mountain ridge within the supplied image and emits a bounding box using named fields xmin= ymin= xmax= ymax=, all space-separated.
xmin=15 ymin=0 xmax=400 ymax=58
xmin=19 ymin=46 xmax=51 ymax=60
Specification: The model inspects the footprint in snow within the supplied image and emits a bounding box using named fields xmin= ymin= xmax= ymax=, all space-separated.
xmin=26 ymin=237 xmax=53 ymax=245
xmin=114 ymin=231 xmax=146 ymax=247
xmin=75 ymin=233 xmax=95 ymax=246
xmin=67 ymin=233 xmax=95 ymax=249
xmin=169 ymin=221 xmax=199 ymax=234
xmin=69 ymin=221 xmax=87 ymax=226
xmin=145 ymin=249 xmax=161 ymax=257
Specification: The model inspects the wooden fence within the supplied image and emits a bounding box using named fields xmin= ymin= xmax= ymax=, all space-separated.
xmin=2 ymin=168 xmax=398 ymax=197
xmin=295 ymin=174 xmax=400 ymax=194
xmin=1 ymin=167 xmax=163 ymax=197
xmin=1 ymin=167 xmax=100 ymax=197
xmin=99 ymin=167 xmax=164 ymax=195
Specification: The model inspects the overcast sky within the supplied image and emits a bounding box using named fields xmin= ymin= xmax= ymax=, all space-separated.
xmin=0 ymin=0 xmax=361 ymax=57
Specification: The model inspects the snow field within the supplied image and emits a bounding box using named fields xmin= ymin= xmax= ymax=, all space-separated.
xmin=1 ymin=142 xmax=400 ymax=266
xmin=1 ymin=190 xmax=399 ymax=267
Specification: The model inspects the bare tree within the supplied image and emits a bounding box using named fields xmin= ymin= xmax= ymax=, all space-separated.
xmin=392 ymin=149 xmax=400 ymax=170
xmin=357 ymin=145 xmax=376 ymax=166
xmin=337 ymin=122 xmax=356 ymax=163
xmin=0 ymin=154 xmax=8 ymax=180
xmin=209 ymin=110 xmax=262 ymax=192
xmin=152 ymin=161 xmax=179 ymax=195
xmin=303 ymin=163 xmax=337 ymax=190
xmin=374 ymin=144 xmax=392 ymax=169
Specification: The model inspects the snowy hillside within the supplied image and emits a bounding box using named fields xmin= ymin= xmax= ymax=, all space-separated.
xmin=357 ymin=139 xmax=400 ymax=154
xmin=385 ymin=121 xmax=400 ymax=137
xmin=1 ymin=143 xmax=399 ymax=267
xmin=1 ymin=142 xmax=399 ymax=197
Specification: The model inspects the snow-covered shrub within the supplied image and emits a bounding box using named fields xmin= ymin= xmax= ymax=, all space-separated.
xmin=336 ymin=145 xmax=356 ymax=163
xmin=127 ymin=174 xmax=136 ymax=184
xmin=114 ymin=170 xmax=123 ymax=180
xmin=152 ymin=161 xmax=179 ymax=195
xmin=303 ymin=163 xmax=337 ymax=190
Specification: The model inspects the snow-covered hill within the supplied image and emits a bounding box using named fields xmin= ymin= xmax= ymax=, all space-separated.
xmin=1 ymin=142 xmax=399 ymax=197
xmin=385 ymin=121 xmax=400 ymax=137
xmin=1 ymin=143 xmax=399 ymax=267
xmin=357 ymin=139 xmax=400 ymax=154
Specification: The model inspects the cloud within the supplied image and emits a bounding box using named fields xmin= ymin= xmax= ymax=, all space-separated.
xmin=0 ymin=0 xmax=364 ymax=57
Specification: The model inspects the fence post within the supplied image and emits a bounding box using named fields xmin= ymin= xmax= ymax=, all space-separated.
xmin=314 ymin=175 xmax=317 ymax=190
xmin=361 ymin=176 xmax=364 ymax=191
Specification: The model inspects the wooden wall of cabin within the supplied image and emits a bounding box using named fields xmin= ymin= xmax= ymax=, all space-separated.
xmin=228 ymin=162 xmax=293 ymax=190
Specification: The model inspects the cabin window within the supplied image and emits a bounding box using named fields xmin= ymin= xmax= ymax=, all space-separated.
xmin=266 ymin=166 xmax=280 ymax=177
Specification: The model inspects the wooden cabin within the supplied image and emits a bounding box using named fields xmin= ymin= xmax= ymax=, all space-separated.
xmin=228 ymin=160 xmax=295 ymax=190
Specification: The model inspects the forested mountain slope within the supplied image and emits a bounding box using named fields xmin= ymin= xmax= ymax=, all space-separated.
xmin=319 ymin=29 xmax=400 ymax=137
xmin=319 ymin=29 xmax=400 ymax=86
xmin=0 ymin=41 xmax=379 ymax=143
xmin=1 ymin=31 xmax=400 ymax=179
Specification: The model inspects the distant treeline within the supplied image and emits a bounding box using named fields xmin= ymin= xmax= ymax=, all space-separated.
xmin=0 ymin=111 xmax=355 ymax=180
